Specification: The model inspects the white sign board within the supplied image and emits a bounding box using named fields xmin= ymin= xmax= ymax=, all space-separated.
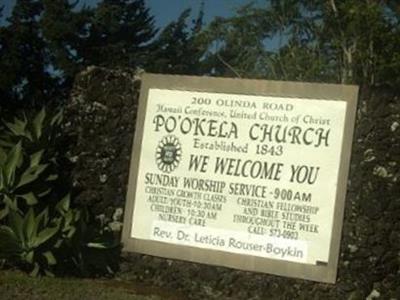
xmin=122 ymin=74 xmax=358 ymax=283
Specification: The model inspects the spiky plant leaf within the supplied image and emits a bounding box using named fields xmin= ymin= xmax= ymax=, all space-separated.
xmin=4 ymin=117 xmax=26 ymax=137
xmin=0 ymin=169 xmax=5 ymax=191
xmin=50 ymin=109 xmax=63 ymax=126
xmin=43 ymin=251 xmax=56 ymax=265
xmin=30 ymin=150 xmax=44 ymax=167
xmin=32 ymin=108 xmax=46 ymax=140
xmin=30 ymin=262 xmax=40 ymax=277
xmin=8 ymin=211 xmax=24 ymax=245
xmin=56 ymin=194 xmax=70 ymax=214
xmin=66 ymin=226 xmax=76 ymax=239
xmin=16 ymin=164 xmax=48 ymax=188
xmin=5 ymin=142 xmax=22 ymax=186
xmin=4 ymin=195 xmax=18 ymax=211
xmin=86 ymin=242 xmax=108 ymax=249
xmin=44 ymin=269 xmax=55 ymax=277
xmin=0 ymin=225 xmax=23 ymax=259
xmin=37 ymin=188 xmax=51 ymax=197
xmin=18 ymin=193 xmax=38 ymax=206
xmin=24 ymin=208 xmax=36 ymax=245
xmin=0 ymin=205 xmax=9 ymax=220
xmin=34 ymin=226 xmax=59 ymax=248
xmin=35 ymin=207 xmax=49 ymax=228
xmin=46 ymin=174 xmax=58 ymax=181
xmin=25 ymin=250 xmax=34 ymax=264
xmin=0 ymin=147 xmax=7 ymax=165
xmin=0 ymin=139 xmax=13 ymax=148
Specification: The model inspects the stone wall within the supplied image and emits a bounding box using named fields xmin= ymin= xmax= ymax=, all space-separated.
xmin=66 ymin=67 xmax=400 ymax=299
xmin=65 ymin=67 xmax=140 ymax=221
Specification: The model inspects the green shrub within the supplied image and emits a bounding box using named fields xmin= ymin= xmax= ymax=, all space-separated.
xmin=0 ymin=196 xmax=80 ymax=276
xmin=0 ymin=108 xmax=78 ymax=276
xmin=0 ymin=108 xmax=66 ymax=212
xmin=0 ymin=108 xmax=120 ymax=276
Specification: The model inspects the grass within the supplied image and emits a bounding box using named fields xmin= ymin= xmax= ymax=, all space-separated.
xmin=0 ymin=270 xmax=179 ymax=300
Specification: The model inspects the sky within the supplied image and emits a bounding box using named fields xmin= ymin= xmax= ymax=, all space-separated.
xmin=0 ymin=0 xmax=256 ymax=28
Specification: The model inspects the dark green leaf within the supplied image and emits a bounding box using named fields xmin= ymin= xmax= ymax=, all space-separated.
xmin=5 ymin=142 xmax=22 ymax=186
xmin=50 ymin=109 xmax=63 ymax=126
xmin=74 ymin=210 xmax=81 ymax=222
xmin=0 ymin=147 xmax=7 ymax=165
xmin=35 ymin=207 xmax=49 ymax=227
xmin=30 ymin=150 xmax=44 ymax=167
xmin=16 ymin=164 xmax=48 ymax=188
xmin=18 ymin=193 xmax=38 ymax=206
xmin=0 ymin=205 xmax=9 ymax=220
xmin=32 ymin=108 xmax=46 ymax=140
xmin=0 ymin=225 xmax=23 ymax=259
xmin=46 ymin=174 xmax=58 ymax=181
xmin=86 ymin=241 xmax=120 ymax=249
xmin=0 ymin=169 xmax=5 ymax=191
xmin=37 ymin=188 xmax=51 ymax=197
xmin=0 ymin=139 xmax=14 ymax=148
xmin=30 ymin=262 xmax=40 ymax=277
xmin=44 ymin=269 xmax=55 ymax=277
xmin=4 ymin=195 xmax=18 ymax=211
xmin=25 ymin=250 xmax=34 ymax=264
xmin=43 ymin=251 xmax=56 ymax=265
xmin=66 ymin=226 xmax=76 ymax=239
xmin=24 ymin=208 xmax=36 ymax=244
xmin=54 ymin=239 xmax=63 ymax=248
xmin=56 ymin=194 xmax=70 ymax=213
xmin=86 ymin=242 xmax=108 ymax=249
xmin=9 ymin=211 xmax=24 ymax=244
xmin=34 ymin=226 xmax=59 ymax=247
xmin=64 ymin=210 xmax=73 ymax=227
xmin=4 ymin=118 xmax=26 ymax=137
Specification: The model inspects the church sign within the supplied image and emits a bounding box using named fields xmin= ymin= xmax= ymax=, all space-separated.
xmin=122 ymin=74 xmax=358 ymax=283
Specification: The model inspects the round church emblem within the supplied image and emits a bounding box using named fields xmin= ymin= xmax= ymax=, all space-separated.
xmin=155 ymin=135 xmax=182 ymax=173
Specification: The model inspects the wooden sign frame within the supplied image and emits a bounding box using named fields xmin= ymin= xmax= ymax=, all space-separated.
xmin=122 ymin=74 xmax=358 ymax=283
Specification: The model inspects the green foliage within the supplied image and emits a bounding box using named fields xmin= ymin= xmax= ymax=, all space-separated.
xmin=83 ymin=0 xmax=157 ymax=69
xmin=199 ymin=3 xmax=269 ymax=78
xmin=68 ymin=209 xmax=121 ymax=277
xmin=0 ymin=0 xmax=59 ymax=107
xmin=0 ymin=108 xmax=63 ymax=221
xmin=146 ymin=4 xmax=206 ymax=75
xmin=1 ymin=0 xmax=399 ymax=108
xmin=40 ymin=0 xmax=91 ymax=82
xmin=0 ymin=108 xmax=119 ymax=277
xmin=0 ymin=196 xmax=80 ymax=276
xmin=0 ymin=108 xmax=73 ymax=275
xmin=201 ymin=0 xmax=400 ymax=87
xmin=0 ymin=0 xmax=157 ymax=108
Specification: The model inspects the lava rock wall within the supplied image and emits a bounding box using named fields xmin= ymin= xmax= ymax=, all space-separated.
xmin=66 ymin=67 xmax=400 ymax=300
xmin=65 ymin=67 xmax=140 ymax=221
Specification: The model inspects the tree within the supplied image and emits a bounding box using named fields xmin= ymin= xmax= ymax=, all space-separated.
xmin=297 ymin=0 xmax=400 ymax=86
xmin=41 ymin=0 xmax=92 ymax=86
xmin=80 ymin=0 xmax=157 ymax=69
xmin=198 ymin=3 xmax=273 ymax=78
xmin=146 ymin=4 xmax=206 ymax=75
xmin=0 ymin=0 xmax=158 ymax=108
xmin=201 ymin=0 xmax=400 ymax=88
xmin=0 ymin=0 xmax=58 ymax=107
